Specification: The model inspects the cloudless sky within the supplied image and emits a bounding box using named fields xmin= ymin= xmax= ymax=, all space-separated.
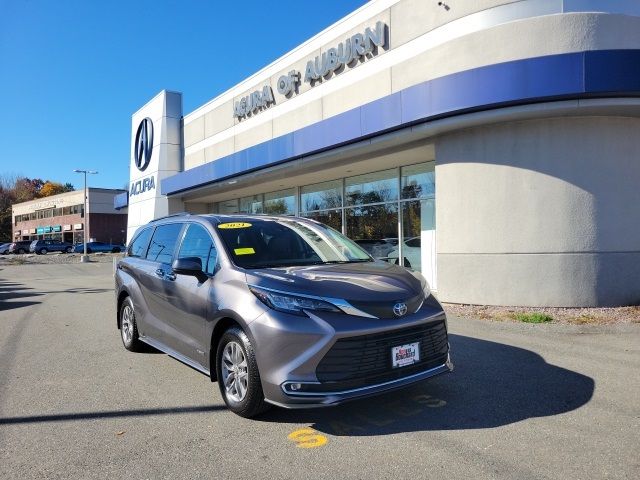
xmin=0 ymin=0 xmax=367 ymax=190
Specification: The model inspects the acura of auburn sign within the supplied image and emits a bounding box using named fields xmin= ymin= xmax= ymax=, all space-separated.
xmin=130 ymin=175 xmax=156 ymax=197
xmin=233 ymin=21 xmax=387 ymax=120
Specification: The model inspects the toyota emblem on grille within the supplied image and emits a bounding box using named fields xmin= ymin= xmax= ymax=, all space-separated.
xmin=134 ymin=117 xmax=154 ymax=172
xmin=393 ymin=302 xmax=408 ymax=317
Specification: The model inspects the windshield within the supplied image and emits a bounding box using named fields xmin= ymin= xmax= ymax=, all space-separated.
xmin=215 ymin=218 xmax=372 ymax=269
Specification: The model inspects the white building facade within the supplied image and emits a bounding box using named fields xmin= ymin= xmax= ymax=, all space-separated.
xmin=122 ymin=0 xmax=640 ymax=307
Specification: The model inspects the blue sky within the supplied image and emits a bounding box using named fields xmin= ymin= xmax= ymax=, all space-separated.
xmin=0 ymin=0 xmax=366 ymax=190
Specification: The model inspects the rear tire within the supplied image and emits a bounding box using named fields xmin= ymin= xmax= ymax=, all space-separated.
xmin=65 ymin=247 xmax=72 ymax=253
xmin=119 ymin=297 xmax=143 ymax=352
xmin=17 ymin=248 xmax=25 ymax=254
xmin=39 ymin=248 xmax=47 ymax=255
xmin=216 ymin=327 xmax=270 ymax=418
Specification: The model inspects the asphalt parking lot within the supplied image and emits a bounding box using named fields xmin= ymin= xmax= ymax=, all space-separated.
xmin=0 ymin=263 xmax=638 ymax=480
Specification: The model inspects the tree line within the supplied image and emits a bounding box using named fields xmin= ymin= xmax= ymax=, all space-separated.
xmin=0 ymin=175 xmax=75 ymax=242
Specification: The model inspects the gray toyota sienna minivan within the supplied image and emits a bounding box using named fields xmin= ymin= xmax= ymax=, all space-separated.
xmin=115 ymin=214 xmax=452 ymax=417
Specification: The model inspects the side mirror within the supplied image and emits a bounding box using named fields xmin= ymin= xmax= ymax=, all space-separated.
xmin=172 ymin=257 xmax=208 ymax=283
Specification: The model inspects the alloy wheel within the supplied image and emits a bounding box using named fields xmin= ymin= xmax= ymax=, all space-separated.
xmin=221 ymin=341 xmax=249 ymax=402
xmin=121 ymin=304 xmax=134 ymax=344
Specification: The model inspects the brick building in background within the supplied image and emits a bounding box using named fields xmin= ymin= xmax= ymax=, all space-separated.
xmin=12 ymin=188 xmax=127 ymax=245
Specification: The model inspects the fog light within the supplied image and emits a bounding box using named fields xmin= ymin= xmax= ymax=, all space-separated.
xmin=290 ymin=383 xmax=302 ymax=391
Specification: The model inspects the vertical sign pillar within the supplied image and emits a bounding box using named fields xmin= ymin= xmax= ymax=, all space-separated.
xmin=127 ymin=90 xmax=184 ymax=242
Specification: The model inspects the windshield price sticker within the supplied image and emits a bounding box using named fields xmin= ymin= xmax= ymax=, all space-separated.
xmin=392 ymin=342 xmax=420 ymax=368
xmin=234 ymin=247 xmax=256 ymax=255
xmin=218 ymin=222 xmax=252 ymax=229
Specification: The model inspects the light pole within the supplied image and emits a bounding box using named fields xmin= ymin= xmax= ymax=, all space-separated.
xmin=73 ymin=169 xmax=98 ymax=263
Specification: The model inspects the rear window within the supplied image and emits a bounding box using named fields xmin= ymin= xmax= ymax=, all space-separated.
xmin=146 ymin=223 xmax=183 ymax=264
xmin=128 ymin=228 xmax=153 ymax=258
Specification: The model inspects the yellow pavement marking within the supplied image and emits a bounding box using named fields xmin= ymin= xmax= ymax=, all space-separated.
xmin=287 ymin=427 xmax=328 ymax=448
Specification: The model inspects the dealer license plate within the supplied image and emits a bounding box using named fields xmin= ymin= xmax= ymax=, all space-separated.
xmin=391 ymin=342 xmax=420 ymax=368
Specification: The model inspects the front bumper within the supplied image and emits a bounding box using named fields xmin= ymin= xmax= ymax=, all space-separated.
xmin=246 ymin=299 xmax=453 ymax=408
xmin=268 ymin=355 xmax=453 ymax=409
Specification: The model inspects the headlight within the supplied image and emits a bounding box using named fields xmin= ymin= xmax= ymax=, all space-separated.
xmin=249 ymin=286 xmax=341 ymax=316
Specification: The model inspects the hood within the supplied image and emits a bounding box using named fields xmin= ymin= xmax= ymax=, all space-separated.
xmin=245 ymin=261 xmax=424 ymax=303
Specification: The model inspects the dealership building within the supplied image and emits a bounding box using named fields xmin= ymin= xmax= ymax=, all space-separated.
xmin=121 ymin=0 xmax=640 ymax=307
xmin=13 ymin=188 xmax=128 ymax=245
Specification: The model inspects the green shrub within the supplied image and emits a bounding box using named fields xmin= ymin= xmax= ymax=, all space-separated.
xmin=512 ymin=312 xmax=553 ymax=323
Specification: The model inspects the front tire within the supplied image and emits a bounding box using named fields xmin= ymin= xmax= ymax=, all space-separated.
xmin=216 ymin=327 xmax=269 ymax=418
xmin=119 ymin=297 xmax=143 ymax=352
xmin=65 ymin=246 xmax=72 ymax=253
xmin=39 ymin=248 xmax=47 ymax=255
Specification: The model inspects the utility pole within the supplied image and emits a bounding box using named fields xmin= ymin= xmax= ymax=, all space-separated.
xmin=73 ymin=169 xmax=98 ymax=263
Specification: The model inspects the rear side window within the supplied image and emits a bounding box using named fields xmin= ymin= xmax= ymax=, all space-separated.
xmin=177 ymin=224 xmax=217 ymax=275
xmin=146 ymin=223 xmax=183 ymax=265
xmin=128 ymin=228 xmax=153 ymax=258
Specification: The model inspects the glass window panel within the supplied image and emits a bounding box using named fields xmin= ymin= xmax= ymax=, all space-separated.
xmin=128 ymin=227 xmax=153 ymax=258
xmin=397 ymin=199 xmax=437 ymax=287
xmin=345 ymin=204 xmax=398 ymax=261
xmin=303 ymin=209 xmax=342 ymax=232
xmin=217 ymin=199 xmax=239 ymax=214
xmin=263 ymin=188 xmax=295 ymax=215
xmin=146 ymin=223 xmax=183 ymax=265
xmin=401 ymin=162 xmax=435 ymax=199
xmin=240 ymin=195 xmax=263 ymax=214
xmin=300 ymin=180 xmax=342 ymax=212
xmin=345 ymin=169 xmax=398 ymax=206
xmin=178 ymin=224 xmax=217 ymax=275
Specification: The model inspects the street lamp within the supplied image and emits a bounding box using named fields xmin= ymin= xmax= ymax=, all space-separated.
xmin=73 ymin=169 xmax=98 ymax=263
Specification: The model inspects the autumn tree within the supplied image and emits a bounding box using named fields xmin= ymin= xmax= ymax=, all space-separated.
xmin=13 ymin=178 xmax=44 ymax=202
xmin=0 ymin=175 xmax=17 ymax=242
xmin=40 ymin=181 xmax=74 ymax=197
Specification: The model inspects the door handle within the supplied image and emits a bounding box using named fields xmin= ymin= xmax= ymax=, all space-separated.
xmin=155 ymin=268 xmax=164 ymax=277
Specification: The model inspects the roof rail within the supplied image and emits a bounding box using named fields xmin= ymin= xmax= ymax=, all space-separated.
xmin=149 ymin=212 xmax=191 ymax=223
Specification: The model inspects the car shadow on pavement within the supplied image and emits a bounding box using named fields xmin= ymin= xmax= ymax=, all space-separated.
xmin=0 ymin=405 xmax=228 ymax=425
xmin=0 ymin=274 xmax=112 ymax=311
xmin=257 ymin=333 xmax=595 ymax=436
xmin=0 ymin=278 xmax=42 ymax=311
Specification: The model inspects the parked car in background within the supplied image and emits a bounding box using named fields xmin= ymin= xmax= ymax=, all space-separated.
xmin=0 ymin=243 xmax=11 ymax=254
xmin=388 ymin=237 xmax=421 ymax=269
xmin=9 ymin=241 xmax=33 ymax=254
xmin=73 ymin=241 xmax=125 ymax=254
xmin=29 ymin=239 xmax=73 ymax=254
xmin=354 ymin=238 xmax=397 ymax=260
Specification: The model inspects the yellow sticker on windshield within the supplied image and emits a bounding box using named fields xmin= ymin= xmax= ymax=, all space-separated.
xmin=218 ymin=222 xmax=252 ymax=229
xmin=234 ymin=247 xmax=255 ymax=255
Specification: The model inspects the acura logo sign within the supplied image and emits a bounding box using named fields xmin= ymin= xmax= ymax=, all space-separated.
xmin=393 ymin=302 xmax=408 ymax=317
xmin=134 ymin=117 xmax=153 ymax=171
